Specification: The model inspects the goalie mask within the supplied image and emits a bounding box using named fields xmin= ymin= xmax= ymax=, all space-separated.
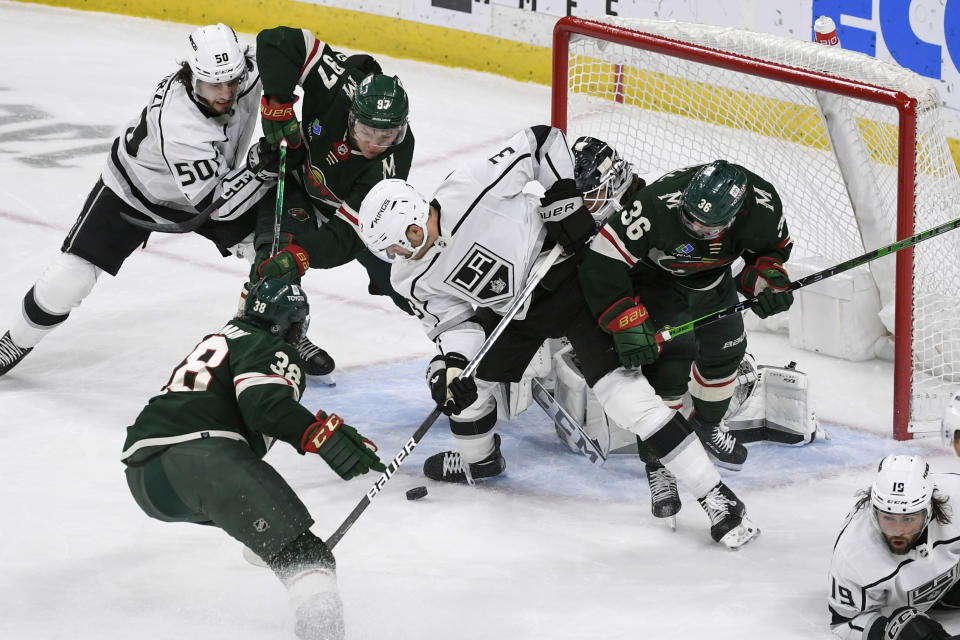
xmin=243 ymin=278 xmax=310 ymax=345
xmin=358 ymin=179 xmax=431 ymax=262
xmin=185 ymin=23 xmax=247 ymax=112
xmin=572 ymin=136 xmax=633 ymax=222
xmin=870 ymin=455 xmax=933 ymax=554
xmin=681 ymin=160 xmax=747 ymax=240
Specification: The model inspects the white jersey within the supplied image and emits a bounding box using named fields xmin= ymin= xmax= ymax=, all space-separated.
xmin=390 ymin=126 xmax=575 ymax=358
xmin=829 ymin=473 xmax=960 ymax=640
xmin=101 ymin=59 xmax=270 ymax=225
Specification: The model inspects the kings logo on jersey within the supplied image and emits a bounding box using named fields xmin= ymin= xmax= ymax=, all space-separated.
xmin=908 ymin=565 xmax=960 ymax=607
xmin=444 ymin=243 xmax=514 ymax=304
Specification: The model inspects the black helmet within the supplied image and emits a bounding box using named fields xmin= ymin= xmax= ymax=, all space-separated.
xmin=572 ymin=136 xmax=633 ymax=220
xmin=242 ymin=277 xmax=309 ymax=344
xmin=680 ymin=160 xmax=748 ymax=239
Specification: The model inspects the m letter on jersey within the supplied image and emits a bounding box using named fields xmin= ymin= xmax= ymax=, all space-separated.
xmin=444 ymin=243 xmax=514 ymax=304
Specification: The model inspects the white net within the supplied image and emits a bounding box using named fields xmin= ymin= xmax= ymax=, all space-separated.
xmin=561 ymin=17 xmax=960 ymax=436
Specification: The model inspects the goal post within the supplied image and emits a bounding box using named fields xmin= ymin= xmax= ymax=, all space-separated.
xmin=552 ymin=16 xmax=960 ymax=440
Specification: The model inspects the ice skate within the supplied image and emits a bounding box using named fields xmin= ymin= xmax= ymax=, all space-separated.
xmin=294 ymin=592 xmax=346 ymax=640
xmin=296 ymin=337 xmax=336 ymax=385
xmin=697 ymin=482 xmax=759 ymax=549
xmin=690 ymin=414 xmax=747 ymax=471
xmin=646 ymin=462 xmax=681 ymax=529
xmin=0 ymin=331 xmax=32 ymax=376
xmin=423 ymin=434 xmax=505 ymax=484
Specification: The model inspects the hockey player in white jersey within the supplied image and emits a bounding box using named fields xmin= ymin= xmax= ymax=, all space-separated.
xmin=0 ymin=23 xmax=276 ymax=375
xmin=829 ymin=455 xmax=960 ymax=640
xmin=356 ymin=125 xmax=759 ymax=549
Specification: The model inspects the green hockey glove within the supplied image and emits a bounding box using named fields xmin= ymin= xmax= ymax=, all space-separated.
xmin=300 ymin=411 xmax=386 ymax=480
xmin=598 ymin=297 xmax=661 ymax=368
xmin=738 ymin=257 xmax=794 ymax=319
xmin=258 ymin=241 xmax=310 ymax=281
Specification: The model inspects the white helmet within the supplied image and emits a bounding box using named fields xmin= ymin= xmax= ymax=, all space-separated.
xmin=186 ymin=23 xmax=246 ymax=87
xmin=941 ymin=392 xmax=960 ymax=451
xmin=871 ymin=455 xmax=933 ymax=515
xmin=359 ymin=179 xmax=431 ymax=262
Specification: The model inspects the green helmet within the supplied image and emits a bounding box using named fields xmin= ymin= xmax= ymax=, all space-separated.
xmin=680 ymin=160 xmax=748 ymax=239
xmin=349 ymin=74 xmax=409 ymax=149
xmin=242 ymin=277 xmax=309 ymax=344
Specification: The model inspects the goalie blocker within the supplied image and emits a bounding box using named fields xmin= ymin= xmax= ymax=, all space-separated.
xmin=520 ymin=345 xmax=823 ymax=458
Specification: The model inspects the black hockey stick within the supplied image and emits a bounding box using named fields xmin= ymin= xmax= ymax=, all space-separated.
xmin=325 ymin=244 xmax=566 ymax=549
xmin=530 ymin=378 xmax=606 ymax=465
xmin=117 ymin=192 xmax=225 ymax=234
xmin=655 ymin=215 xmax=960 ymax=344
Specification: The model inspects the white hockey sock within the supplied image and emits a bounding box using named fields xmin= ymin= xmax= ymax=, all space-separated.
xmin=10 ymin=253 xmax=101 ymax=348
xmin=285 ymin=565 xmax=345 ymax=640
xmin=454 ymin=432 xmax=497 ymax=464
xmin=659 ymin=432 xmax=722 ymax=498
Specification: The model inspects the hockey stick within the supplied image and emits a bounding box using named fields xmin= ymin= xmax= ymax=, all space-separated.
xmin=325 ymin=244 xmax=566 ymax=549
xmin=118 ymin=191 xmax=225 ymax=234
xmin=655 ymin=215 xmax=960 ymax=343
xmin=530 ymin=378 xmax=606 ymax=465
xmin=270 ymin=139 xmax=288 ymax=257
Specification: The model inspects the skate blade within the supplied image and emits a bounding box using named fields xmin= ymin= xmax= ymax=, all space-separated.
xmin=719 ymin=517 xmax=760 ymax=550
xmin=707 ymin=453 xmax=744 ymax=472
xmin=669 ymin=515 xmax=677 ymax=531
xmin=312 ymin=372 xmax=336 ymax=386
xmin=241 ymin=544 xmax=269 ymax=568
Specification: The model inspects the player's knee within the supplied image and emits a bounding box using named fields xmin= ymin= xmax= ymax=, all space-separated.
xmin=32 ymin=252 xmax=101 ymax=317
xmin=267 ymin=530 xmax=336 ymax=581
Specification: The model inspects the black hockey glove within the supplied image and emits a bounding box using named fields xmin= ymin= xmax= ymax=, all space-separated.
xmin=247 ymin=138 xmax=279 ymax=181
xmin=344 ymin=53 xmax=382 ymax=76
xmin=539 ymin=178 xmax=596 ymax=253
xmin=868 ymin=607 xmax=949 ymax=640
xmin=426 ymin=353 xmax=478 ymax=416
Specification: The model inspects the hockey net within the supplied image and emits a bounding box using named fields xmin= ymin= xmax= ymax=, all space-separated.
xmin=552 ymin=16 xmax=960 ymax=439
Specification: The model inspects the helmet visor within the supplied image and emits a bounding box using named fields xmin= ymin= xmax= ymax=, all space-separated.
xmin=873 ymin=507 xmax=929 ymax=553
xmin=349 ymin=112 xmax=407 ymax=151
xmin=680 ymin=205 xmax=736 ymax=240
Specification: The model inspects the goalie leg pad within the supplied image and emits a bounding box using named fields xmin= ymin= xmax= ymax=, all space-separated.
xmin=11 ymin=252 xmax=101 ymax=348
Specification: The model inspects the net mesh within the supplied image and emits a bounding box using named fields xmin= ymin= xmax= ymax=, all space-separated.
xmin=562 ymin=17 xmax=960 ymax=434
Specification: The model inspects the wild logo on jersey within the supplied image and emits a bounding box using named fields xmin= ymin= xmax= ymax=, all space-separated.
xmin=444 ymin=243 xmax=514 ymax=304
xmin=305 ymin=166 xmax=341 ymax=207
xmin=908 ymin=564 xmax=960 ymax=607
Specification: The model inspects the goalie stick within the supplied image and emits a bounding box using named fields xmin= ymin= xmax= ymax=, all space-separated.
xmin=325 ymin=244 xmax=566 ymax=550
xmin=655 ymin=215 xmax=960 ymax=343
xmin=530 ymin=378 xmax=606 ymax=465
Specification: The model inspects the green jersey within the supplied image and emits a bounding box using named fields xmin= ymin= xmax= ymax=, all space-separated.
xmin=579 ymin=163 xmax=793 ymax=317
xmin=255 ymin=27 xmax=415 ymax=264
xmin=121 ymin=319 xmax=315 ymax=460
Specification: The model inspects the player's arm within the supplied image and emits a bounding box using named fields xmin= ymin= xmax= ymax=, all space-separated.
xmin=233 ymin=342 xmax=384 ymax=479
xmin=736 ymin=183 xmax=795 ymax=319
xmin=255 ymin=27 xmax=346 ymax=98
xmin=578 ymin=195 xmax=661 ymax=367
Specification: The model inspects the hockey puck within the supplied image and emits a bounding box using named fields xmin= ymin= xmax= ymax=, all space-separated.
xmin=405 ymin=486 xmax=428 ymax=501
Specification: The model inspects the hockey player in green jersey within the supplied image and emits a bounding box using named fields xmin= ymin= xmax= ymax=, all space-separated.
xmin=576 ymin=139 xmax=794 ymax=513
xmin=248 ymin=25 xmax=416 ymax=379
xmin=121 ymin=277 xmax=385 ymax=640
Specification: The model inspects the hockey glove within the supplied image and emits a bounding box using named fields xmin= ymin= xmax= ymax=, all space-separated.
xmin=344 ymin=53 xmax=382 ymax=76
xmin=258 ymin=242 xmax=310 ymax=281
xmin=246 ymin=138 xmax=280 ymax=182
xmin=260 ymin=95 xmax=302 ymax=146
xmin=738 ymin=257 xmax=794 ymax=319
xmin=426 ymin=352 xmax=478 ymax=416
xmin=301 ymin=411 xmax=387 ymax=480
xmin=598 ymin=297 xmax=661 ymax=368
xmin=539 ymin=178 xmax=596 ymax=253
xmin=868 ymin=607 xmax=949 ymax=640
